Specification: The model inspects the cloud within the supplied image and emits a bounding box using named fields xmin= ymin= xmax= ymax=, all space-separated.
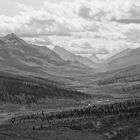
xmin=69 ymin=42 xmax=93 ymax=55
xmin=78 ymin=6 xmax=91 ymax=19
xmin=24 ymin=36 xmax=52 ymax=46
xmin=129 ymin=2 xmax=140 ymax=18
xmin=125 ymin=28 xmax=140 ymax=43
xmin=71 ymin=42 xmax=93 ymax=50
xmin=111 ymin=0 xmax=140 ymax=24
xmin=0 ymin=0 xmax=140 ymax=58
xmin=16 ymin=2 xmax=33 ymax=11
xmin=95 ymin=48 xmax=110 ymax=54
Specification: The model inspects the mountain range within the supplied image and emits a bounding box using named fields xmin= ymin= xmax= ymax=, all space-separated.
xmin=104 ymin=47 xmax=140 ymax=71
xmin=105 ymin=48 xmax=132 ymax=63
xmin=0 ymin=33 xmax=140 ymax=80
xmin=0 ymin=33 xmax=140 ymax=99
xmin=0 ymin=33 xmax=96 ymax=84
xmin=53 ymin=46 xmax=98 ymax=68
xmin=89 ymin=52 xmax=102 ymax=63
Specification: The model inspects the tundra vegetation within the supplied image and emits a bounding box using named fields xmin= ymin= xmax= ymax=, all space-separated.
xmin=0 ymin=71 xmax=140 ymax=140
xmin=0 ymin=99 xmax=140 ymax=140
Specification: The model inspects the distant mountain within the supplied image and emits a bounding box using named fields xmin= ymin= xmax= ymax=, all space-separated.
xmin=0 ymin=33 xmax=63 ymax=65
xmin=2 ymin=33 xmax=28 ymax=45
xmin=105 ymin=48 xmax=132 ymax=63
xmin=53 ymin=46 xmax=75 ymax=61
xmin=0 ymin=33 xmax=94 ymax=83
xmin=105 ymin=47 xmax=140 ymax=71
xmin=92 ymin=64 xmax=140 ymax=96
xmin=98 ymin=64 xmax=140 ymax=85
xmin=89 ymin=52 xmax=101 ymax=63
xmin=53 ymin=46 xmax=97 ymax=68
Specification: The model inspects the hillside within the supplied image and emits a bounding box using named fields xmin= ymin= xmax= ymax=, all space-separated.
xmin=0 ymin=34 xmax=140 ymax=100
xmin=0 ymin=71 xmax=90 ymax=104
xmin=65 ymin=64 xmax=140 ymax=98
xmin=105 ymin=48 xmax=132 ymax=63
xmin=0 ymin=33 xmax=94 ymax=83
xmin=97 ymin=64 xmax=140 ymax=85
xmin=105 ymin=47 xmax=140 ymax=71
xmin=1 ymin=99 xmax=140 ymax=140
xmin=53 ymin=46 xmax=97 ymax=68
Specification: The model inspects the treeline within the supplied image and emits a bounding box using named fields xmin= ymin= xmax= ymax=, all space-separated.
xmin=98 ymin=71 xmax=140 ymax=86
xmin=10 ymin=99 xmax=140 ymax=129
xmin=0 ymin=74 xmax=90 ymax=104
xmin=121 ymin=83 xmax=140 ymax=93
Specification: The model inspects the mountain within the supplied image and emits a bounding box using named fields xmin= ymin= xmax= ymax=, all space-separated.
xmin=0 ymin=71 xmax=90 ymax=104
xmin=105 ymin=47 xmax=140 ymax=71
xmin=0 ymin=33 xmax=64 ymax=66
xmin=2 ymin=33 xmax=28 ymax=45
xmin=89 ymin=52 xmax=101 ymax=63
xmin=53 ymin=46 xmax=97 ymax=68
xmin=53 ymin=45 xmax=75 ymax=61
xmin=105 ymin=48 xmax=132 ymax=63
xmin=0 ymin=33 xmax=94 ymax=83
xmin=88 ymin=64 xmax=140 ymax=97
xmin=97 ymin=64 xmax=140 ymax=85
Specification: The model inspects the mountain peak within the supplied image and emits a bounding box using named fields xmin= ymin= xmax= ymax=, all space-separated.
xmin=54 ymin=45 xmax=67 ymax=51
xmin=3 ymin=33 xmax=27 ymax=45
xmin=105 ymin=48 xmax=132 ymax=63
xmin=53 ymin=45 xmax=61 ymax=50
xmin=4 ymin=33 xmax=20 ymax=40
xmin=89 ymin=52 xmax=101 ymax=63
xmin=9 ymin=33 xmax=17 ymax=36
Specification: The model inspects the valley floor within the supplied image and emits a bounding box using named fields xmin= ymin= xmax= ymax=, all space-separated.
xmin=0 ymin=98 xmax=140 ymax=140
xmin=0 ymin=118 xmax=140 ymax=140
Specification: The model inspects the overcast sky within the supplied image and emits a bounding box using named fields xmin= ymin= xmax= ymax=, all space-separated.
xmin=0 ymin=0 xmax=140 ymax=58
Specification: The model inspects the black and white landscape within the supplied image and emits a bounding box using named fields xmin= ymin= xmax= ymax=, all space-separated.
xmin=0 ymin=0 xmax=140 ymax=140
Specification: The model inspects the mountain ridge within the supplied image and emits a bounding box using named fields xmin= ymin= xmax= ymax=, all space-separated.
xmin=53 ymin=45 xmax=97 ymax=68
xmin=105 ymin=47 xmax=140 ymax=71
xmin=89 ymin=52 xmax=102 ymax=63
xmin=0 ymin=33 xmax=94 ymax=83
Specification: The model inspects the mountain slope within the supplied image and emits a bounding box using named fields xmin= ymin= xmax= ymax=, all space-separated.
xmin=2 ymin=33 xmax=28 ymax=45
xmin=0 ymin=33 xmax=94 ymax=83
xmin=0 ymin=71 xmax=90 ymax=104
xmin=97 ymin=64 xmax=140 ymax=85
xmin=72 ymin=64 xmax=140 ymax=97
xmin=105 ymin=47 xmax=140 ymax=71
xmin=105 ymin=48 xmax=132 ymax=63
xmin=53 ymin=46 xmax=97 ymax=68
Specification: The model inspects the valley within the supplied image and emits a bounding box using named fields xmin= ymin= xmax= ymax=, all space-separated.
xmin=0 ymin=34 xmax=140 ymax=140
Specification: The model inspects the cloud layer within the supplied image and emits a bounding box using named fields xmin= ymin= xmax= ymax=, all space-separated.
xmin=0 ymin=0 xmax=140 ymax=58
